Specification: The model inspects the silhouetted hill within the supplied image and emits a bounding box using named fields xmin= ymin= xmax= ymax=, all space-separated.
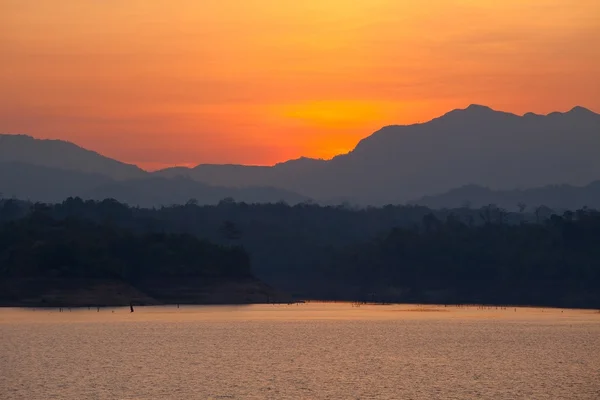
xmin=154 ymin=105 xmax=600 ymax=205
xmin=0 ymin=134 xmax=146 ymax=180
xmin=155 ymin=157 xmax=327 ymax=189
xmin=0 ymin=162 xmax=308 ymax=207
xmin=0 ymin=162 xmax=112 ymax=203
xmin=5 ymin=105 xmax=599 ymax=206
xmin=412 ymin=182 xmax=600 ymax=211
xmin=86 ymin=176 xmax=309 ymax=207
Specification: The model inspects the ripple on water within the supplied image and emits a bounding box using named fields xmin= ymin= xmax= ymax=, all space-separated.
xmin=0 ymin=304 xmax=599 ymax=399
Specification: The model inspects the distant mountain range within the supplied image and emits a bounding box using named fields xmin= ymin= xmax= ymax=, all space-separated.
xmin=0 ymin=161 xmax=307 ymax=207
xmin=1 ymin=104 xmax=599 ymax=207
xmin=155 ymin=105 xmax=600 ymax=205
xmin=411 ymin=182 xmax=600 ymax=211
xmin=0 ymin=134 xmax=146 ymax=180
xmin=86 ymin=177 xmax=308 ymax=208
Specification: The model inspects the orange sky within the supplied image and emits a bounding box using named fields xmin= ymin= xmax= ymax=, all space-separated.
xmin=1 ymin=0 xmax=599 ymax=170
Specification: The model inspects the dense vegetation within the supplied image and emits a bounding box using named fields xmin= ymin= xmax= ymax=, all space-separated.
xmin=327 ymin=211 xmax=600 ymax=308
xmin=0 ymin=198 xmax=539 ymax=291
xmin=1 ymin=197 xmax=599 ymax=308
xmin=0 ymin=207 xmax=251 ymax=282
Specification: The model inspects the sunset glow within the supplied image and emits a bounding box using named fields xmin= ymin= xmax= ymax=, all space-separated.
xmin=2 ymin=0 xmax=599 ymax=169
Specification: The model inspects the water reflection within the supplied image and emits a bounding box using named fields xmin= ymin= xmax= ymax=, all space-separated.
xmin=1 ymin=303 xmax=599 ymax=399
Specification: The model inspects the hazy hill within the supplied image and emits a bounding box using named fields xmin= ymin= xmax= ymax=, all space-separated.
xmin=411 ymin=182 xmax=600 ymax=211
xmin=86 ymin=176 xmax=309 ymax=207
xmin=4 ymin=105 xmax=599 ymax=206
xmin=0 ymin=134 xmax=146 ymax=180
xmin=0 ymin=162 xmax=112 ymax=203
xmin=0 ymin=162 xmax=308 ymax=207
xmin=154 ymin=105 xmax=600 ymax=205
xmin=155 ymin=157 xmax=327 ymax=190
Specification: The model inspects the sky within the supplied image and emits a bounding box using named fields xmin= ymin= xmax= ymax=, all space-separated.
xmin=1 ymin=0 xmax=599 ymax=170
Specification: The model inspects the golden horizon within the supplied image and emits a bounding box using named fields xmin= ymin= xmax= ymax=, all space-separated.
xmin=2 ymin=1 xmax=599 ymax=168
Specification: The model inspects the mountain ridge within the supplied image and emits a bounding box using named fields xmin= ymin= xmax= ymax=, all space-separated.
xmin=411 ymin=181 xmax=600 ymax=211
xmin=2 ymin=104 xmax=599 ymax=205
xmin=2 ymin=104 xmax=597 ymax=171
xmin=153 ymin=104 xmax=600 ymax=204
xmin=0 ymin=162 xmax=309 ymax=206
xmin=0 ymin=134 xmax=147 ymax=180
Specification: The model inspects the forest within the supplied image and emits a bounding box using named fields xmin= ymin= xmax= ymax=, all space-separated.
xmin=327 ymin=210 xmax=600 ymax=307
xmin=0 ymin=202 xmax=261 ymax=306
xmin=0 ymin=197 xmax=599 ymax=308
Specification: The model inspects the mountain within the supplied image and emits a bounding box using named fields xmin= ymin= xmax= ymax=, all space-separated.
xmin=0 ymin=162 xmax=308 ymax=206
xmin=411 ymin=182 xmax=600 ymax=211
xmin=4 ymin=105 xmax=599 ymax=206
xmin=86 ymin=176 xmax=309 ymax=207
xmin=155 ymin=157 xmax=327 ymax=189
xmin=0 ymin=134 xmax=146 ymax=180
xmin=154 ymin=105 xmax=600 ymax=205
xmin=0 ymin=162 xmax=113 ymax=203
xmin=0 ymin=134 xmax=309 ymax=206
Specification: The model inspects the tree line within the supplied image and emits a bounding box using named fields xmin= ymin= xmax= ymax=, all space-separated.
xmin=0 ymin=205 xmax=251 ymax=283
xmin=1 ymin=196 xmax=598 ymax=307
xmin=324 ymin=210 xmax=600 ymax=308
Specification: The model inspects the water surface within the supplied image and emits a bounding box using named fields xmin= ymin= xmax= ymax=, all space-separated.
xmin=1 ymin=303 xmax=599 ymax=399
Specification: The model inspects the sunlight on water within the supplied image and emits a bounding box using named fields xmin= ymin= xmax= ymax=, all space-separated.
xmin=1 ymin=303 xmax=599 ymax=399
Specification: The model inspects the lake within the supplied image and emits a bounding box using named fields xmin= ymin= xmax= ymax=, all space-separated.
xmin=1 ymin=303 xmax=599 ymax=399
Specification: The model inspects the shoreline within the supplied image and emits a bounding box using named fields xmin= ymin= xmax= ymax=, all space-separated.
xmin=2 ymin=278 xmax=598 ymax=310
xmin=2 ymin=299 xmax=597 ymax=311
xmin=0 ymin=277 xmax=292 ymax=308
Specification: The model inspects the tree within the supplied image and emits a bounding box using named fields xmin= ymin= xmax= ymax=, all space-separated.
xmin=480 ymin=204 xmax=498 ymax=224
xmin=220 ymin=220 xmax=242 ymax=243
xmin=563 ymin=210 xmax=575 ymax=221
xmin=218 ymin=197 xmax=236 ymax=206
xmin=422 ymin=213 xmax=441 ymax=233
xmin=535 ymin=205 xmax=553 ymax=223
